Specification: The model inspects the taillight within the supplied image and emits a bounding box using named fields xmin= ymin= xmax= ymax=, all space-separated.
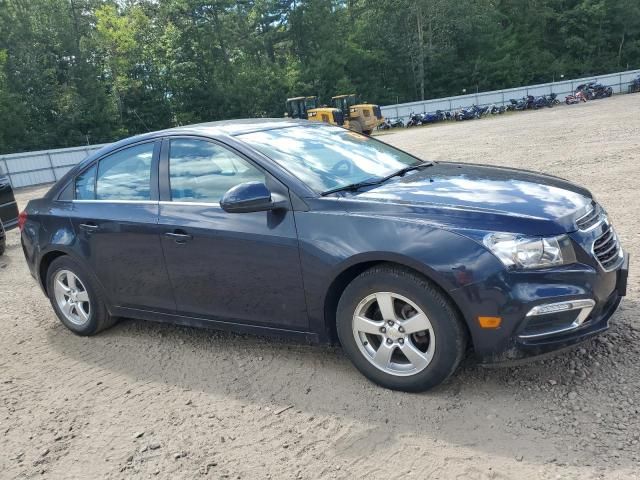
xmin=18 ymin=210 xmax=27 ymax=232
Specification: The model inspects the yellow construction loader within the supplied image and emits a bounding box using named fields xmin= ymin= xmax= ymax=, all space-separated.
xmin=331 ymin=94 xmax=384 ymax=135
xmin=285 ymin=96 xmax=344 ymax=126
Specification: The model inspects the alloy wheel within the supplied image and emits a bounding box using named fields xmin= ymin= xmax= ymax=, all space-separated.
xmin=352 ymin=292 xmax=435 ymax=376
xmin=53 ymin=270 xmax=91 ymax=326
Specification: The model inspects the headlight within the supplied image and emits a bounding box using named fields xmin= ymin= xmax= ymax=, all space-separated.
xmin=483 ymin=233 xmax=566 ymax=269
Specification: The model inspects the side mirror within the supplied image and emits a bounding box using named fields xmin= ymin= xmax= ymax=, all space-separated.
xmin=220 ymin=182 xmax=287 ymax=213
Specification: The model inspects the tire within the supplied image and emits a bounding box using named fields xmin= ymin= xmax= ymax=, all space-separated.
xmin=336 ymin=264 xmax=467 ymax=392
xmin=46 ymin=255 xmax=117 ymax=336
xmin=363 ymin=129 xmax=372 ymax=136
xmin=349 ymin=121 xmax=363 ymax=134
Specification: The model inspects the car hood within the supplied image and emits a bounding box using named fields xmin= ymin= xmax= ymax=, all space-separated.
xmin=337 ymin=162 xmax=593 ymax=236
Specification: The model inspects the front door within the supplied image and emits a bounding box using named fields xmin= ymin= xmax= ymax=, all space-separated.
xmin=68 ymin=141 xmax=175 ymax=312
xmin=158 ymin=137 xmax=308 ymax=329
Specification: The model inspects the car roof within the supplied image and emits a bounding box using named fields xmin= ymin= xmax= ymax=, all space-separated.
xmin=88 ymin=118 xmax=310 ymax=160
xmin=159 ymin=118 xmax=308 ymax=137
xmin=44 ymin=118 xmax=318 ymax=199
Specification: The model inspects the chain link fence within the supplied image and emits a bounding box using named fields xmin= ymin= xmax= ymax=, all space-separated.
xmin=0 ymin=144 xmax=107 ymax=188
xmin=381 ymin=69 xmax=640 ymax=122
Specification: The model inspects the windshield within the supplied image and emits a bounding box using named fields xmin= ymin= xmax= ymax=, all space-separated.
xmin=239 ymin=125 xmax=420 ymax=193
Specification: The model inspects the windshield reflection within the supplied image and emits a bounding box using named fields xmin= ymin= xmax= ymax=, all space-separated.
xmin=239 ymin=126 xmax=419 ymax=193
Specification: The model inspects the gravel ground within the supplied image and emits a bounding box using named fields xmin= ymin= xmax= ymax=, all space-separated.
xmin=1 ymin=94 xmax=639 ymax=479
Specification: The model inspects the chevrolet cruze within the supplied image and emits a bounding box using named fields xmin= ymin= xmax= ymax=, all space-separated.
xmin=20 ymin=120 xmax=629 ymax=391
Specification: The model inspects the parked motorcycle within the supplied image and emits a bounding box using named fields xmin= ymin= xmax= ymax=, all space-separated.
xmin=591 ymin=83 xmax=613 ymax=99
xmin=477 ymin=105 xmax=492 ymax=117
xmin=455 ymin=105 xmax=482 ymax=121
xmin=406 ymin=112 xmax=422 ymax=127
xmin=577 ymin=82 xmax=613 ymax=100
xmin=420 ymin=110 xmax=446 ymax=124
xmin=628 ymin=75 xmax=640 ymax=94
xmin=378 ymin=118 xmax=404 ymax=130
xmin=508 ymin=98 xmax=527 ymax=111
xmin=532 ymin=95 xmax=553 ymax=109
xmin=565 ymin=91 xmax=588 ymax=105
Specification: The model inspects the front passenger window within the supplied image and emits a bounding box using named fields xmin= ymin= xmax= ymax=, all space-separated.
xmin=169 ymin=139 xmax=265 ymax=203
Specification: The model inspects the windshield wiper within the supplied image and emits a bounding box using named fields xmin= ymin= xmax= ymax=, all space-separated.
xmin=320 ymin=179 xmax=383 ymax=196
xmin=320 ymin=161 xmax=434 ymax=197
xmin=377 ymin=161 xmax=434 ymax=183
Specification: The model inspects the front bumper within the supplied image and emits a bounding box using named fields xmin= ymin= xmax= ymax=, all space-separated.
xmin=451 ymin=253 xmax=629 ymax=364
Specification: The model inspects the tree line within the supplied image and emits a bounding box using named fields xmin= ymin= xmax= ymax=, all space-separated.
xmin=1 ymin=0 xmax=638 ymax=154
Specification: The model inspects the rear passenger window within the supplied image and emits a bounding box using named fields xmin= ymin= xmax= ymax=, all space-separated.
xmin=75 ymin=164 xmax=97 ymax=200
xmin=169 ymin=139 xmax=264 ymax=203
xmin=96 ymin=143 xmax=154 ymax=201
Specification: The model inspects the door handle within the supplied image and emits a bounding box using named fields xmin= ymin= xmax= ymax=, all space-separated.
xmin=164 ymin=230 xmax=193 ymax=244
xmin=79 ymin=223 xmax=99 ymax=233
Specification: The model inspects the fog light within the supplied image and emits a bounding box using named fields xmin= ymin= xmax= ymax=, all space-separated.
xmin=527 ymin=303 xmax=572 ymax=315
xmin=526 ymin=299 xmax=595 ymax=317
xmin=478 ymin=316 xmax=502 ymax=329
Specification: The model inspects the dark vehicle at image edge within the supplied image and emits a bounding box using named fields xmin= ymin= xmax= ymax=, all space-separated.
xmin=1 ymin=173 xmax=20 ymax=255
xmin=20 ymin=120 xmax=629 ymax=392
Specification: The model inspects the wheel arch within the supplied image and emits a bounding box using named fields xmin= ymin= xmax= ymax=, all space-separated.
xmin=322 ymin=256 xmax=471 ymax=348
xmin=38 ymin=249 xmax=112 ymax=310
xmin=39 ymin=250 xmax=68 ymax=294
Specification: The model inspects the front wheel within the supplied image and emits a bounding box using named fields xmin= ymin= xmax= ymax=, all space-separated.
xmin=336 ymin=265 xmax=467 ymax=392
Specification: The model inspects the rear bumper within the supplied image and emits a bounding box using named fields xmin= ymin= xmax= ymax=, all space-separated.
xmin=451 ymin=253 xmax=629 ymax=364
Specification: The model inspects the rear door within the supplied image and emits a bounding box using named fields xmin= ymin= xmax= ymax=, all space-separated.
xmin=68 ymin=140 xmax=175 ymax=312
xmin=158 ymin=136 xmax=308 ymax=329
xmin=0 ymin=176 xmax=19 ymax=229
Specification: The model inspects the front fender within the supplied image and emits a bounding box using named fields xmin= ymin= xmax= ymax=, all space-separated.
xmin=294 ymin=210 xmax=504 ymax=339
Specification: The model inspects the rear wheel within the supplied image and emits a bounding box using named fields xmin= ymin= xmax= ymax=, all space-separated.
xmin=46 ymin=256 xmax=117 ymax=335
xmin=336 ymin=265 xmax=467 ymax=392
xmin=363 ymin=129 xmax=372 ymax=136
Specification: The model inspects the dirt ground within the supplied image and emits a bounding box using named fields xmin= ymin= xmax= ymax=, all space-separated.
xmin=2 ymin=94 xmax=639 ymax=480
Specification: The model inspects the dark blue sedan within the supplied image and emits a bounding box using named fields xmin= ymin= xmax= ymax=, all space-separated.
xmin=20 ymin=120 xmax=629 ymax=391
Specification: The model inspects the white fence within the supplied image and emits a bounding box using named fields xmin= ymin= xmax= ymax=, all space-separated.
xmin=0 ymin=144 xmax=107 ymax=188
xmin=2 ymin=68 xmax=640 ymax=189
xmin=381 ymin=69 xmax=640 ymax=121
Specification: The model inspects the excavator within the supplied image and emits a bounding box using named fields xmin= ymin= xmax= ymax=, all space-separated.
xmin=331 ymin=94 xmax=384 ymax=135
xmin=285 ymin=96 xmax=344 ymax=126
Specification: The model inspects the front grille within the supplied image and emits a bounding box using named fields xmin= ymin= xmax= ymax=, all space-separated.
xmin=593 ymin=224 xmax=622 ymax=271
xmin=576 ymin=204 xmax=601 ymax=230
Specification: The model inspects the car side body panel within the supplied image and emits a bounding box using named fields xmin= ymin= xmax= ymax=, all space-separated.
xmin=293 ymin=204 xmax=506 ymax=343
